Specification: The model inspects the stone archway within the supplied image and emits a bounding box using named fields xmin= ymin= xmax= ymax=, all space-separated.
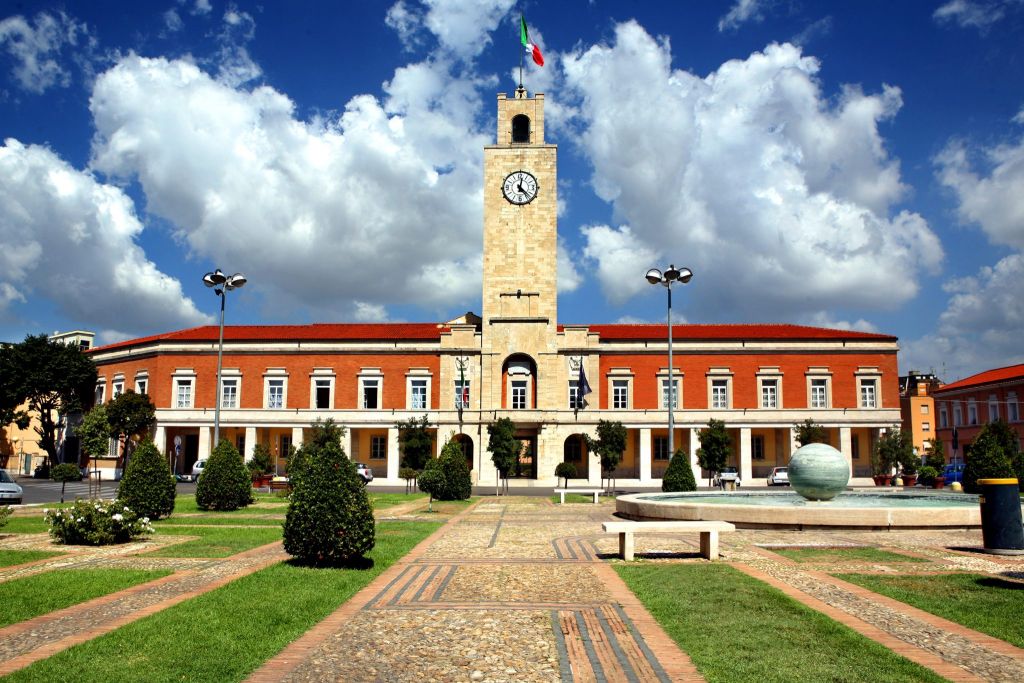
xmin=563 ymin=434 xmax=589 ymax=480
xmin=452 ymin=433 xmax=474 ymax=472
xmin=502 ymin=354 xmax=538 ymax=410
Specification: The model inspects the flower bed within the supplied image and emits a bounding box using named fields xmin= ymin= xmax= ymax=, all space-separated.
xmin=45 ymin=500 xmax=154 ymax=545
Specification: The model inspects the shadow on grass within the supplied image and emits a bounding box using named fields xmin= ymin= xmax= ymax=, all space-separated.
xmin=284 ymin=555 xmax=376 ymax=570
xmin=977 ymin=576 xmax=1024 ymax=591
xmin=595 ymin=550 xmax=703 ymax=560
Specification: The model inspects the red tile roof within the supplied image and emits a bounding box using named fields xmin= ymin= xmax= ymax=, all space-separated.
xmin=578 ymin=323 xmax=897 ymax=342
xmin=89 ymin=323 xmax=447 ymax=353
xmin=934 ymin=364 xmax=1024 ymax=393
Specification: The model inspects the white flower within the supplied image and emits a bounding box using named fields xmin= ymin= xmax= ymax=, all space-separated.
xmin=112 ymin=513 xmax=124 ymax=522
xmin=123 ymin=506 xmax=130 ymax=512
xmin=141 ymin=517 xmax=150 ymax=524
xmin=43 ymin=508 xmax=49 ymax=515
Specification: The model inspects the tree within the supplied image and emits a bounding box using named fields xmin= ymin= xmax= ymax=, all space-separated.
xmin=248 ymin=443 xmax=273 ymax=477
xmin=195 ymin=440 xmax=254 ymax=511
xmin=487 ymin=417 xmax=517 ymax=495
xmin=662 ymin=448 xmax=697 ymax=492
xmin=76 ymin=406 xmax=111 ymax=466
xmin=963 ymin=420 xmax=1017 ymax=493
xmin=396 ymin=415 xmax=433 ymax=471
xmin=284 ymin=420 xmax=374 ymax=566
xmin=105 ymin=390 xmax=156 ymax=468
xmin=697 ymin=419 xmax=731 ymax=487
xmin=872 ymin=426 xmax=912 ymax=477
xmin=51 ymin=463 xmax=82 ymax=503
xmin=793 ymin=418 xmax=828 ymax=447
xmin=399 ymin=466 xmax=418 ymax=494
xmin=554 ymin=461 xmax=577 ymax=488
xmin=418 ymin=438 xmax=472 ymax=501
xmin=585 ymin=420 xmax=627 ymax=492
xmin=1 ymin=335 xmax=97 ymax=466
xmin=118 ymin=439 xmax=176 ymax=520
xmin=925 ymin=438 xmax=946 ymax=472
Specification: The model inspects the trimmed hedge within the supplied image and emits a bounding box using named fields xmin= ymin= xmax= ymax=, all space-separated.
xmin=118 ymin=439 xmax=176 ymax=520
xmin=284 ymin=425 xmax=374 ymax=565
xmin=419 ymin=439 xmax=472 ymax=501
xmin=196 ymin=440 xmax=254 ymax=511
xmin=662 ymin=448 xmax=697 ymax=492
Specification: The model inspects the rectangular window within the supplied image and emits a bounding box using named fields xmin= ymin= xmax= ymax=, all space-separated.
xmin=568 ymin=380 xmax=579 ymax=409
xmin=95 ymin=383 xmax=105 ymax=406
xmin=175 ymin=379 xmax=192 ymax=409
xmin=939 ymin=405 xmax=948 ymax=428
xmin=988 ymin=396 xmax=999 ymax=423
xmin=852 ymin=435 xmax=860 ymax=460
xmin=235 ymin=434 xmax=245 ymax=455
xmin=920 ymin=404 xmax=929 ymax=414
xmin=1009 ymin=394 xmax=1019 ymax=422
xmin=752 ymin=435 xmax=765 ymax=460
xmin=711 ymin=379 xmax=729 ymax=409
xmin=362 ymin=379 xmax=379 ymax=409
xmin=954 ymin=403 xmax=962 ymax=426
xmin=315 ymin=378 xmax=332 ymax=409
xmin=112 ymin=381 xmax=124 ymax=399
xmin=221 ymin=378 xmax=238 ymax=409
xmin=922 ymin=421 xmax=931 ymax=432
xmin=136 ymin=378 xmax=148 ymax=395
xmin=565 ymin=438 xmax=582 ymax=462
xmin=653 ymin=436 xmax=670 ymax=461
xmin=455 ymin=380 xmax=470 ymax=409
xmin=810 ymin=379 xmax=829 ymax=409
xmin=268 ymin=379 xmax=285 ymax=409
xmin=410 ymin=379 xmax=427 ymax=410
xmin=279 ymin=435 xmax=291 ymax=459
xmin=370 ymin=435 xmax=387 ymax=460
xmin=612 ymin=379 xmax=629 ymax=409
xmin=968 ymin=401 xmax=978 ymax=425
xmin=860 ymin=379 xmax=877 ymax=409
xmin=761 ymin=380 xmax=778 ymax=409
xmin=511 ymin=380 xmax=527 ymax=410
xmin=660 ymin=379 xmax=679 ymax=409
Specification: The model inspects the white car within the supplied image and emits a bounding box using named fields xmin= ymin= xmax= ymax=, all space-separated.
xmin=713 ymin=467 xmax=741 ymax=488
xmin=767 ymin=466 xmax=789 ymax=486
xmin=0 ymin=470 xmax=23 ymax=505
xmin=191 ymin=459 xmax=207 ymax=481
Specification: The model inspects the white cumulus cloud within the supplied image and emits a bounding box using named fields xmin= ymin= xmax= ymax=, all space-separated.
xmin=560 ymin=24 xmax=942 ymax=321
xmin=0 ymin=11 xmax=92 ymax=93
xmin=718 ymin=0 xmax=767 ymax=32
xmin=387 ymin=0 xmax=517 ymax=60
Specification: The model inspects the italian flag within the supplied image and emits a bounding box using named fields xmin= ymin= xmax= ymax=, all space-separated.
xmin=521 ymin=16 xmax=544 ymax=66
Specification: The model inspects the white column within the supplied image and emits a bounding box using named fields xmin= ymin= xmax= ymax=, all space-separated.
xmin=840 ymin=426 xmax=853 ymax=476
xmin=689 ymin=428 xmax=702 ymax=485
xmin=342 ymin=427 xmax=353 ymax=459
xmin=154 ymin=426 xmax=167 ymax=455
xmin=387 ymin=427 xmax=400 ymax=480
xmin=739 ymin=427 xmax=753 ymax=483
xmin=291 ymin=427 xmax=304 ymax=449
xmin=198 ymin=426 xmax=211 ymax=459
xmin=639 ymin=428 xmax=652 ymax=483
xmin=788 ymin=427 xmax=799 ymax=459
xmin=244 ymin=427 xmax=256 ymax=459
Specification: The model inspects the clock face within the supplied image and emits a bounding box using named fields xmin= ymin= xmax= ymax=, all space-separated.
xmin=502 ymin=171 xmax=539 ymax=205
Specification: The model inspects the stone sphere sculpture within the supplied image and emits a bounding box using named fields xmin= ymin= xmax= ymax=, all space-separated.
xmin=788 ymin=443 xmax=849 ymax=501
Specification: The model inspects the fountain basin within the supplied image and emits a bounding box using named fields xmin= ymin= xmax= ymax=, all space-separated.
xmin=615 ymin=491 xmax=983 ymax=530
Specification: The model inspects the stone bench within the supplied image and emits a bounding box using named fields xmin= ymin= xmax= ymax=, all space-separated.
xmin=554 ymin=488 xmax=604 ymax=504
xmin=602 ymin=520 xmax=736 ymax=561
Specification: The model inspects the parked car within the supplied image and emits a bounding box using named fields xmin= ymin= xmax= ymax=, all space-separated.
xmin=355 ymin=463 xmax=373 ymax=484
xmin=767 ymin=466 xmax=789 ymax=486
xmin=191 ymin=459 xmax=207 ymax=482
xmin=0 ymin=469 xmax=23 ymax=505
xmin=713 ymin=467 xmax=741 ymax=488
xmin=941 ymin=463 xmax=965 ymax=484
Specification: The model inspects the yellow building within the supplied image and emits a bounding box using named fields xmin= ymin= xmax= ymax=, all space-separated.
xmin=898 ymin=371 xmax=941 ymax=457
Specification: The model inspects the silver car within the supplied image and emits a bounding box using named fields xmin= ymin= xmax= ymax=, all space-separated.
xmin=0 ymin=470 xmax=23 ymax=505
xmin=767 ymin=466 xmax=789 ymax=486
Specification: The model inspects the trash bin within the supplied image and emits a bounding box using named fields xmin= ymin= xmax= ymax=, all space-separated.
xmin=977 ymin=478 xmax=1024 ymax=555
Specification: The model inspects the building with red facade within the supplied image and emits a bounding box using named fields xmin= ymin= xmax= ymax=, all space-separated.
xmin=932 ymin=364 xmax=1024 ymax=463
xmin=86 ymin=90 xmax=903 ymax=487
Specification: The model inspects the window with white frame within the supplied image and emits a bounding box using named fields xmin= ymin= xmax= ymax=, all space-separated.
xmin=135 ymin=375 xmax=148 ymax=395
xmin=1008 ymin=393 xmax=1019 ymax=422
xmin=653 ymin=436 xmax=670 ymax=461
xmin=922 ymin=421 xmax=931 ymax=432
xmin=267 ymin=378 xmax=285 ymax=409
xmin=953 ymin=402 xmax=962 ymax=426
xmin=220 ymin=378 xmax=238 ymax=409
xmin=810 ymin=378 xmax=829 ymax=409
xmin=612 ymin=379 xmax=629 ymax=409
xmin=175 ymin=378 xmax=193 ymax=408
xmin=711 ymin=378 xmax=729 ymax=409
xmin=660 ymin=378 xmax=680 ymax=410
xmin=920 ymin=404 xmax=929 ymax=414
xmin=968 ymin=400 xmax=978 ymax=425
xmin=859 ymin=379 xmax=877 ymax=409
xmin=370 ymin=435 xmax=387 ymax=460
xmin=761 ymin=379 xmax=778 ymax=408
xmin=455 ymin=379 xmax=470 ymax=409
xmin=988 ymin=395 xmax=999 ymax=422
xmin=568 ymin=379 xmax=581 ymax=409
xmin=939 ymin=404 xmax=948 ymax=428
xmin=112 ymin=379 xmax=124 ymax=399
xmin=511 ymin=380 xmax=527 ymax=409
xmin=94 ymin=382 xmax=105 ymax=406
xmin=408 ymin=376 xmax=429 ymax=410
xmin=359 ymin=374 xmax=381 ymax=410
xmin=314 ymin=377 xmax=333 ymax=409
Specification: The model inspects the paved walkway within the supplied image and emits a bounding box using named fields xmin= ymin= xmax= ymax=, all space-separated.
xmin=3 ymin=497 xmax=1024 ymax=681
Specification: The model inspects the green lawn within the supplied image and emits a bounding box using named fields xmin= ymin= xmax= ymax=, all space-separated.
xmin=616 ymin=563 xmax=946 ymax=682
xmin=0 ymin=569 xmax=171 ymax=628
xmin=773 ymin=546 xmax=928 ymax=564
xmin=153 ymin=515 xmax=283 ymax=527
xmin=0 ymin=549 xmax=63 ymax=567
xmin=835 ymin=572 xmax=1024 ymax=648
xmin=172 ymin=495 xmax=286 ymax=515
xmin=147 ymin=525 xmax=283 ymax=558
xmin=549 ymin=493 xmax=609 ymax=504
xmin=369 ymin=492 xmax=427 ymax=509
xmin=0 ymin=516 xmax=49 ymax=533
xmin=5 ymin=521 xmax=441 ymax=683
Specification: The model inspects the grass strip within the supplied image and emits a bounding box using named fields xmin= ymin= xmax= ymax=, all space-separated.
xmin=548 ymin=493 xmax=608 ymax=504
xmin=369 ymin=492 xmax=427 ymax=509
xmin=615 ymin=563 xmax=946 ymax=682
xmin=835 ymin=572 xmax=1024 ymax=648
xmin=0 ymin=549 xmax=63 ymax=567
xmin=154 ymin=516 xmax=283 ymax=527
xmin=172 ymin=496 xmax=284 ymax=515
xmin=148 ymin=525 xmax=283 ymax=558
xmin=0 ymin=517 xmax=49 ymax=534
xmin=0 ymin=569 xmax=171 ymax=628
xmin=5 ymin=521 xmax=440 ymax=683
xmin=773 ymin=546 xmax=927 ymax=564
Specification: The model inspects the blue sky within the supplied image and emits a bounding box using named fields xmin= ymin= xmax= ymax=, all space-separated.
xmin=1 ymin=0 xmax=1022 ymax=381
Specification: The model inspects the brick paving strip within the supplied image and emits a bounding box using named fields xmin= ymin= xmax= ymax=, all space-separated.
xmin=248 ymin=498 xmax=701 ymax=682
xmin=0 ymin=540 xmax=288 ymax=676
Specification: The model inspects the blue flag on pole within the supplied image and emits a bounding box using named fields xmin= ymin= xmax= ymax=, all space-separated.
xmin=578 ymin=361 xmax=593 ymax=409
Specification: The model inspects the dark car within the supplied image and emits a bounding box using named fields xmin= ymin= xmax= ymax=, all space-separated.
xmin=941 ymin=463 xmax=965 ymax=484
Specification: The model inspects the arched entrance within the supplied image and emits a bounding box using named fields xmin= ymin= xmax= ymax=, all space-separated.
xmin=502 ymin=354 xmax=538 ymax=410
xmin=452 ymin=433 xmax=474 ymax=472
xmin=563 ymin=434 xmax=589 ymax=480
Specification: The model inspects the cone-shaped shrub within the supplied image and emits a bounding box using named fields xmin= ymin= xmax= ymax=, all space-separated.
xmin=196 ymin=440 xmax=254 ymax=511
xmin=662 ymin=448 xmax=697 ymax=492
xmin=963 ymin=435 xmax=1013 ymax=494
xmin=419 ymin=439 xmax=472 ymax=501
xmin=118 ymin=438 xmax=176 ymax=519
xmin=284 ymin=422 xmax=374 ymax=566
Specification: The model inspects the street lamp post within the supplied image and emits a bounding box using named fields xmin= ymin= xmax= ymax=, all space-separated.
xmin=645 ymin=265 xmax=693 ymax=459
xmin=203 ymin=269 xmax=247 ymax=448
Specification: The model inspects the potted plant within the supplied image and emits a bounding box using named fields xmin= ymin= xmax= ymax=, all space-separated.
xmin=916 ymin=465 xmax=938 ymax=488
xmin=924 ymin=439 xmax=946 ymax=489
xmin=248 ymin=444 xmax=274 ymax=488
xmin=870 ymin=442 xmax=891 ymax=486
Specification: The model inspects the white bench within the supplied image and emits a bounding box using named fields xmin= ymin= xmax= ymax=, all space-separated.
xmin=602 ymin=520 xmax=736 ymax=561
xmin=554 ymin=488 xmax=604 ymax=504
